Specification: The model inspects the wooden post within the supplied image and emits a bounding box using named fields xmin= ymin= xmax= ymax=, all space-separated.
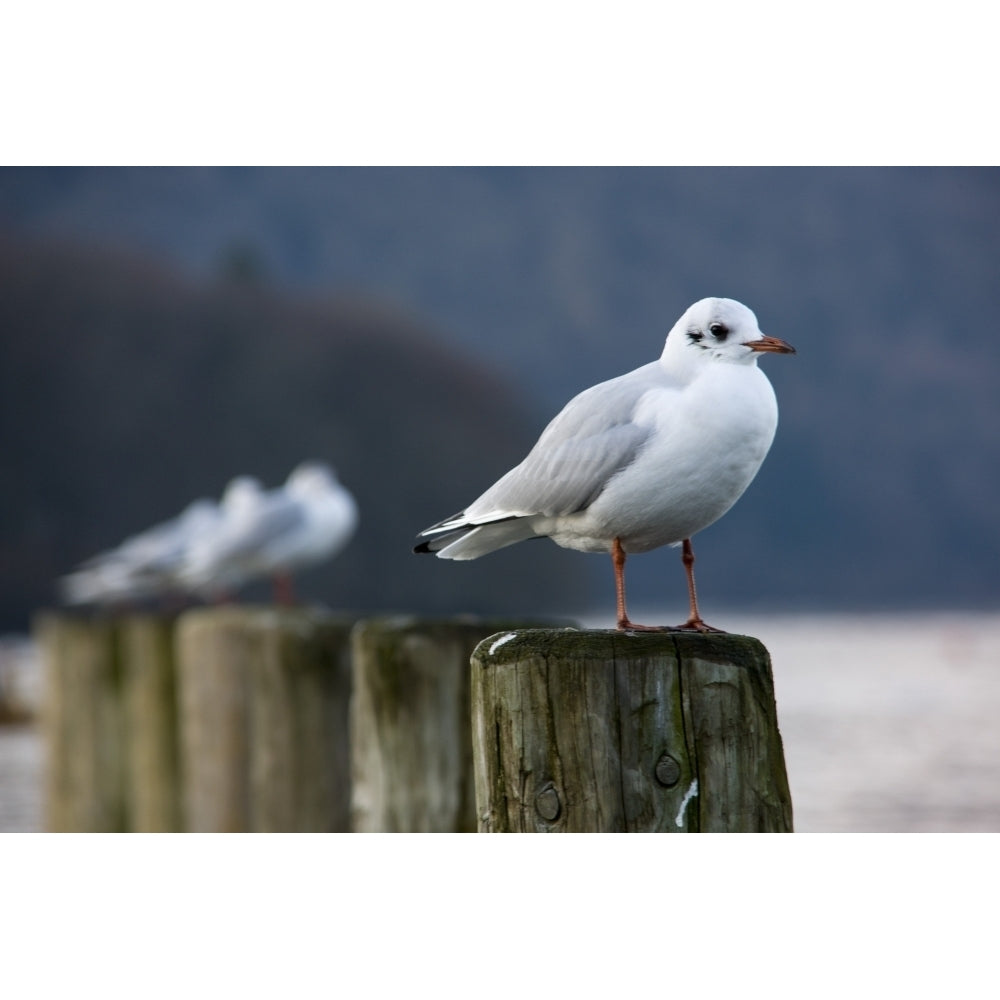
xmin=119 ymin=614 xmax=181 ymax=832
xmin=350 ymin=616 xmax=572 ymax=833
xmin=471 ymin=629 xmax=793 ymax=833
xmin=247 ymin=610 xmax=353 ymax=832
xmin=175 ymin=606 xmax=353 ymax=833
xmin=176 ymin=608 xmax=253 ymax=832
xmin=35 ymin=613 xmax=126 ymax=832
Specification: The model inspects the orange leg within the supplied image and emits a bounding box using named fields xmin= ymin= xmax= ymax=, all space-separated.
xmin=678 ymin=538 xmax=723 ymax=633
xmin=613 ymin=538 xmax=668 ymax=632
xmin=612 ymin=536 xmax=725 ymax=633
xmin=273 ymin=571 xmax=296 ymax=607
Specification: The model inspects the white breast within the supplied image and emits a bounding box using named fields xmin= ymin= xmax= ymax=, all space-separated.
xmin=542 ymin=364 xmax=778 ymax=553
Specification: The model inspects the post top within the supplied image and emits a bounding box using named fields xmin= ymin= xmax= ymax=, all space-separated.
xmin=473 ymin=627 xmax=770 ymax=669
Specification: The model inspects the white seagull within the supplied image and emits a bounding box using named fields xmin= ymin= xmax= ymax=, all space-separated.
xmin=414 ymin=297 xmax=795 ymax=632
xmin=178 ymin=476 xmax=269 ymax=599
xmin=179 ymin=463 xmax=358 ymax=604
xmin=59 ymin=498 xmax=221 ymax=606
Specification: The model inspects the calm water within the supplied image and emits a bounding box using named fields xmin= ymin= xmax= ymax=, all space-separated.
xmin=0 ymin=725 xmax=41 ymax=833
xmin=746 ymin=611 xmax=1000 ymax=833
xmin=3 ymin=612 xmax=998 ymax=833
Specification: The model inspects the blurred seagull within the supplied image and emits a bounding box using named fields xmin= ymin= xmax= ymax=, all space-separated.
xmin=178 ymin=476 xmax=268 ymax=599
xmin=59 ymin=498 xmax=221 ymax=606
xmin=179 ymin=462 xmax=358 ymax=604
xmin=414 ymin=297 xmax=795 ymax=632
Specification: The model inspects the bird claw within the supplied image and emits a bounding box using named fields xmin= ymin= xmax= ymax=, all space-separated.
xmin=616 ymin=619 xmax=674 ymax=633
xmin=616 ymin=612 xmax=727 ymax=633
xmin=676 ymin=618 xmax=726 ymax=634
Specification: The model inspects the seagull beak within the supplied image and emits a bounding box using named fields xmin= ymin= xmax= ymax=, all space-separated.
xmin=746 ymin=335 xmax=796 ymax=355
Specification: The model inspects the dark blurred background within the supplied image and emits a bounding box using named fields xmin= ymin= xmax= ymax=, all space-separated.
xmin=1 ymin=166 xmax=998 ymax=631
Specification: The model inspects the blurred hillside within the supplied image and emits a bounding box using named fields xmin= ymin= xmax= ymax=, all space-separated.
xmin=0 ymin=234 xmax=591 ymax=630
xmin=1 ymin=167 xmax=999 ymax=626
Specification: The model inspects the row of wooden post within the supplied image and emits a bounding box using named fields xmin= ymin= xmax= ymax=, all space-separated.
xmin=35 ymin=607 xmax=793 ymax=832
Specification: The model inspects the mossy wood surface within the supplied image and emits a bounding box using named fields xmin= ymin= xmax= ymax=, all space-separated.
xmin=176 ymin=606 xmax=353 ymax=833
xmin=350 ymin=616 xmax=572 ymax=833
xmin=248 ymin=612 xmax=353 ymax=832
xmin=120 ymin=614 xmax=181 ymax=832
xmin=471 ymin=629 xmax=792 ymax=833
xmin=36 ymin=613 xmax=126 ymax=832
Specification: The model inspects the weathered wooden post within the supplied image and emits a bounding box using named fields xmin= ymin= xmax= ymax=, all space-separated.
xmin=36 ymin=613 xmax=126 ymax=832
xmin=176 ymin=608 xmax=252 ymax=832
xmin=471 ymin=629 xmax=792 ymax=832
xmin=247 ymin=610 xmax=353 ymax=832
xmin=175 ymin=606 xmax=353 ymax=833
xmin=119 ymin=614 xmax=182 ymax=832
xmin=350 ymin=616 xmax=573 ymax=833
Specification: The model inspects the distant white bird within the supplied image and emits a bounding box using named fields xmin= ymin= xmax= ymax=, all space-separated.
xmin=59 ymin=498 xmax=221 ymax=606
xmin=414 ymin=297 xmax=795 ymax=631
xmin=177 ymin=476 xmax=268 ymax=599
xmin=178 ymin=462 xmax=358 ymax=604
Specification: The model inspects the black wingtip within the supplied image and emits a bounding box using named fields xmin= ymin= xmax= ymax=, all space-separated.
xmin=413 ymin=540 xmax=434 ymax=554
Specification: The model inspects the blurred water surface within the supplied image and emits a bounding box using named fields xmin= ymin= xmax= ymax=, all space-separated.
xmin=0 ymin=727 xmax=41 ymax=833
xmin=744 ymin=611 xmax=1000 ymax=833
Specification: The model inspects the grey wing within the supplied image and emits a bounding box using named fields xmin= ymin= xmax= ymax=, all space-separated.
xmin=463 ymin=366 xmax=663 ymax=523
xmin=465 ymin=423 xmax=650 ymax=520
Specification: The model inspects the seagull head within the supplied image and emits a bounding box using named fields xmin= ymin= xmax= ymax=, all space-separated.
xmin=663 ymin=297 xmax=795 ymax=370
xmin=286 ymin=460 xmax=339 ymax=497
xmin=220 ymin=475 xmax=265 ymax=512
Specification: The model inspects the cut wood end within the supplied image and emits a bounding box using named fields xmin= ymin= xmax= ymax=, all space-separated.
xmin=473 ymin=627 xmax=767 ymax=666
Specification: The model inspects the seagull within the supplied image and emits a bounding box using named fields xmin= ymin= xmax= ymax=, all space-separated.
xmin=59 ymin=498 xmax=221 ymax=606
xmin=178 ymin=476 xmax=269 ymax=600
xmin=414 ymin=297 xmax=795 ymax=632
xmin=178 ymin=463 xmax=358 ymax=604
xmin=267 ymin=461 xmax=359 ymax=604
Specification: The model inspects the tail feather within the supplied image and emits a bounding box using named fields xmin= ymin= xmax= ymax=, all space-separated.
xmin=414 ymin=514 xmax=537 ymax=560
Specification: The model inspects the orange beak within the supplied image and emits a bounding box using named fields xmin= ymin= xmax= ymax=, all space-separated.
xmin=746 ymin=335 xmax=796 ymax=355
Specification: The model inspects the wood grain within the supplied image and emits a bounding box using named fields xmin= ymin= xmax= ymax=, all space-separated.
xmin=471 ymin=629 xmax=792 ymax=833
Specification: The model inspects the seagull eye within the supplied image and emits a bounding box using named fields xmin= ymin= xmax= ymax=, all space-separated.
xmin=709 ymin=322 xmax=729 ymax=340
xmin=686 ymin=329 xmax=704 ymax=344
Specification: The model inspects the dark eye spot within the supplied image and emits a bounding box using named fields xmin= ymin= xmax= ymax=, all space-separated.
xmin=709 ymin=322 xmax=729 ymax=340
xmin=686 ymin=328 xmax=704 ymax=344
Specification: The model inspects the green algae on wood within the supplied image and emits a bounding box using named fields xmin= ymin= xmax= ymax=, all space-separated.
xmin=350 ymin=616 xmax=575 ymax=833
xmin=176 ymin=605 xmax=354 ymax=832
xmin=120 ymin=614 xmax=181 ymax=832
xmin=35 ymin=612 xmax=126 ymax=832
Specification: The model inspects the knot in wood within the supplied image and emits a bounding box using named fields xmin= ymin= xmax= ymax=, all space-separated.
xmin=534 ymin=782 xmax=561 ymax=822
xmin=654 ymin=753 xmax=681 ymax=788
